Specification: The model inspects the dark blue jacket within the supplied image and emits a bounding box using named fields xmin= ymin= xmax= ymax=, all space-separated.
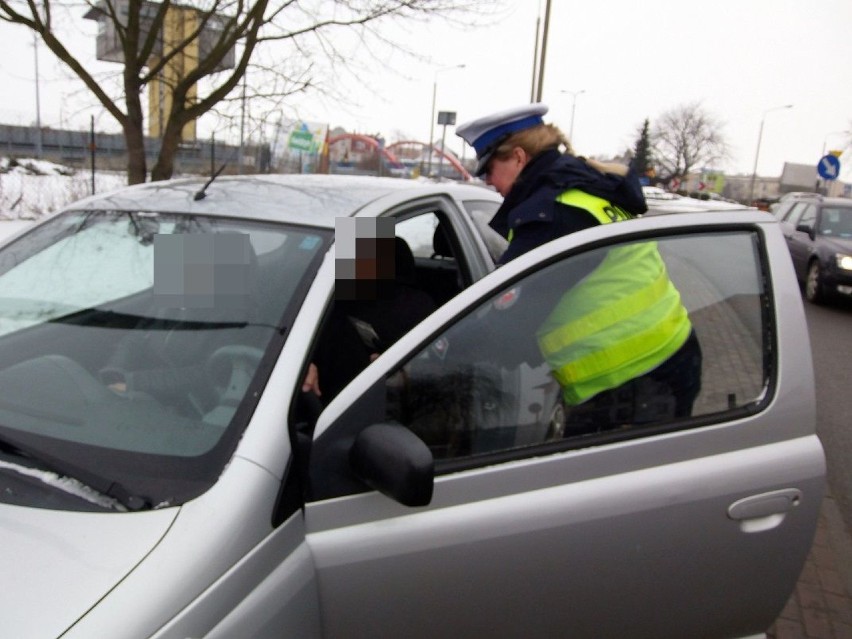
xmin=491 ymin=150 xmax=647 ymax=264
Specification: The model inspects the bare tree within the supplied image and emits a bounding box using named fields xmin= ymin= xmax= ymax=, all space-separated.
xmin=0 ymin=1 xmax=488 ymax=184
xmin=651 ymin=102 xmax=729 ymax=185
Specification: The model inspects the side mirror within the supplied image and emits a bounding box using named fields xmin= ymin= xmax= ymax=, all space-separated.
xmin=350 ymin=423 xmax=434 ymax=507
xmin=795 ymin=223 xmax=815 ymax=239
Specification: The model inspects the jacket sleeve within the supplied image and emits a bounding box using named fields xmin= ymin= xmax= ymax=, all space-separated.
xmin=609 ymin=168 xmax=648 ymax=216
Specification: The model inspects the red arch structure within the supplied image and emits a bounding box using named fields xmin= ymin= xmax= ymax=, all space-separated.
xmin=325 ymin=135 xmax=472 ymax=181
xmin=387 ymin=140 xmax=472 ymax=181
xmin=327 ymin=133 xmax=403 ymax=166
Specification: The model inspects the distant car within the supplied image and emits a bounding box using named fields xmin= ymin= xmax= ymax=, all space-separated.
xmin=0 ymin=174 xmax=824 ymax=639
xmin=778 ymin=191 xmax=820 ymax=202
xmin=775 ymin=194 xmax=852 ymax=303
xmin=768 ymin=192 xmax=817 ymax=213
xmin=642 ymin=186 xmax=750 ymax=214
xmin=688 ymin=191 xmax=740 ymax=204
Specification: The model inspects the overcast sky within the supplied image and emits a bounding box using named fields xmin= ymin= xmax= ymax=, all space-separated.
xmin=1 ymin=0 xmax=851 ymax=178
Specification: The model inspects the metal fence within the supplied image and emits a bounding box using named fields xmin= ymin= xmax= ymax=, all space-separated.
xmin=0 ymin=124 xmax=268 ymax=175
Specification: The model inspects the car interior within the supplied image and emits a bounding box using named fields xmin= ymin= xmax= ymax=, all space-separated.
xmin=308 ymin=219 xmax=462 ymax=405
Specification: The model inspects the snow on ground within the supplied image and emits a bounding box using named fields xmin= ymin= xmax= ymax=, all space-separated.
xmin=1 ymin=156 xmax=127 ymax=221
xmin=0 ymin=219 xmax=33 ymax=242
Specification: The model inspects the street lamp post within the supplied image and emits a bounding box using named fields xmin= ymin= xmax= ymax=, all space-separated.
xmin=749 ymin=104 xmax=792 ymax=203
xmin=561 ymin=89 xmax=585 ymax=143
xmin=428 ymin=64 xmax=465 ymax=178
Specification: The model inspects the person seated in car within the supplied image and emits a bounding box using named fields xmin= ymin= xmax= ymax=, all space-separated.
xmin=303 ymin=233 xmax=435 ymax=402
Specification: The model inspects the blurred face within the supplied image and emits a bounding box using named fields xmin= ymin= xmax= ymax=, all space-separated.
xmin=484 ymin=147 xmax=527 ymax=197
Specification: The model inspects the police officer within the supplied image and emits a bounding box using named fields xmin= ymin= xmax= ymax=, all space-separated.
xmin=456 ymin=103 xmax=702 ymax=429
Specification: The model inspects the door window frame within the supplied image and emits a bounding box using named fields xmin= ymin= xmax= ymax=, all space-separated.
xmin=307 ymin=215 xmax=781 ymax=504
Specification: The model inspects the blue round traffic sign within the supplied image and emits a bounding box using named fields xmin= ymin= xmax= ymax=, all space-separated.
xmin=817 ymin=154 xmax=841 ymax=181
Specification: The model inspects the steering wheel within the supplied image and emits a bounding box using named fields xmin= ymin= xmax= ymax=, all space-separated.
xmin=206 ymin=345 xmax=264 ymax=408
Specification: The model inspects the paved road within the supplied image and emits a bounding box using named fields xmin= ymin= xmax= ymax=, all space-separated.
xmin=768 ymin=296 xmax=852 ymax=639
xmin=805 ymin=298 xmax=852 ymax=529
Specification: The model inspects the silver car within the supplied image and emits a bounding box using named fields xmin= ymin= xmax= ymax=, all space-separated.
xmin=0 ymin=174 xmax=824 ymax=638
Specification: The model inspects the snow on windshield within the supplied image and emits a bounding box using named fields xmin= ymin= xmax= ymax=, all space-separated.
xmin=0 ymin=213 xmax=159 ymax=337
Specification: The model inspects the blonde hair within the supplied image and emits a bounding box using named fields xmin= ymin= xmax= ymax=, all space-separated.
xmin=493 ymin=123 xmax=630 ymax=177
xmin=492 ymin=123 xmax=574 ymax=160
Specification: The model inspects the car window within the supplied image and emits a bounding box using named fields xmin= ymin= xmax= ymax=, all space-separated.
xmin=783 ymin=202 xmax=807 ymax=226
xmin=773 ymin=201 xmax=795 ymax=221
xmin=390 ymin=208 xmax=477 ymax=308
xmin=463 ymin=198 xmax=508 ymax=263
xmin=382 ymin=230 xmax=770 ymax=468
xmin=395 ymin=212 xmax=440 ymax=258
xmin=797 ymin=204 xmax=817 ymax=229
xmin=818 ymin=206 xmax=852 ymax=237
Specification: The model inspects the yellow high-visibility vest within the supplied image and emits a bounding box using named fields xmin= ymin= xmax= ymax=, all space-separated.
xmin=535 ymin=189 xmax=692 ymax=406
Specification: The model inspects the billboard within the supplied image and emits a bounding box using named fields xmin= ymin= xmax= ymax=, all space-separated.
xmin=274 ymin=120 xmax=329 ymax=158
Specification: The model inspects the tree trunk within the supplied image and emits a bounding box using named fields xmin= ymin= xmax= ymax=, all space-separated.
xmin=124 ymin=122 xmax=148 ymax=185
xmin=150 ymin=119 xmax=183 ymax=182
xmin=124 ymin=76 xmax=148 ymax=185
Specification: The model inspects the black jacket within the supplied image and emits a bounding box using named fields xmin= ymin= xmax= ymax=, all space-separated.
xmin=490 ymin=149 xmax=647 ymax=264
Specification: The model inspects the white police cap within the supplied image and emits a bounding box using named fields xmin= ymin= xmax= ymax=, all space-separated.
xmin=456 ymin=103 xmax=549 ymax=176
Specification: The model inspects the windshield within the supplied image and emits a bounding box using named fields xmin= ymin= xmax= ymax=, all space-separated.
xmin=0 ymin=210 xmax=328 ymax=510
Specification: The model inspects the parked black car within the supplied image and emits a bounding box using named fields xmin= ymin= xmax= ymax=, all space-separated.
xmin=775 ymin=194 xmax=852 ymax=303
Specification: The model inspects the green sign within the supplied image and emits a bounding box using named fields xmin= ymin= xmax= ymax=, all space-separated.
xmin=288 ymin=129 xmax=315 ymax=152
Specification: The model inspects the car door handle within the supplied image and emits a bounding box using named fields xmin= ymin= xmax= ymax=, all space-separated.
xmin=728 ymin=489 xmax=802 ymax=533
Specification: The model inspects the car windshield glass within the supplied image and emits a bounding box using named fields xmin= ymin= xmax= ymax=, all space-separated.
xmin=0 ymin=210 xmax=328 ymax=510
xmin=818 ymin=207 xmax=852 ymax=238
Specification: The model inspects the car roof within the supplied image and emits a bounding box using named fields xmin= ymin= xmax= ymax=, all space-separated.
xmin=63 ymin=174 xmax=500 ymax=229
xmin=779 ymin=191 xmax=820 ymax=201
xmin=818 ymin=197 xmax=852 ymax=207
xmin=777 ymin=195 xmax=852 ymax=209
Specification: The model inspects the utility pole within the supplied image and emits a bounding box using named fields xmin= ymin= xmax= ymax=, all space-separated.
xmin=529 ymin=14 xmax=540 ymax=102
xmin=33 ymin=33 xmax=43 ymax=158
xmin=534 ymin=0 xmax=552 ymax=103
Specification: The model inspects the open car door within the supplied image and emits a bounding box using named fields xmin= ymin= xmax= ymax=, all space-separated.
xmin=305 ymin=210 xmax=824 ymax=639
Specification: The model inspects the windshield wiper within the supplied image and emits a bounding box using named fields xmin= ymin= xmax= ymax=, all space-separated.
xmin=49 ymin=308 xmax=248 ymax=330
xmin=0 ymin=435 xmax=150 ymax=511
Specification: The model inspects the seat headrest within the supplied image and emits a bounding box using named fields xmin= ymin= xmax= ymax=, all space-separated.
xmin=394 ymin=237 xmax=417 ymax=286
xmin=432 ymin=223 xmax=454 ymax=259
